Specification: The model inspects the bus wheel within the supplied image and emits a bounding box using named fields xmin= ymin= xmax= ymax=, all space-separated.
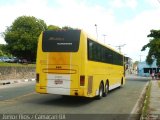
xmin=96 ymin=83 xmax=104 ymax=99
xmin=120 ymin=78 xmax=124 ymax=88
xmin=103 ymin=81 xmax=109 ymax=97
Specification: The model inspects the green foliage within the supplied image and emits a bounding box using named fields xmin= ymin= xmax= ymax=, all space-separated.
xmin=2 ymin=15 xmax=77 ymax=61
xmin=3 ymin=16 xmax=47 ymax=61
xmin=47 ymin=25 xmax=76 ymax=30
xmin=147 ymin=30 xmax=160 ymax=38
xmin=62 ymin=26 xmax=75 ymax=30
xmin=0 ymin=45 xmax=3 ymax=56
xmin=141 ymin=81 xmax=151 ymax=117
xmin=47 ymin=25 xmax=61 ymax=30
xmin=0 ymin=44 xmax=9 ymax=57
xmin=141 ymin=29 xmax=160 ymax=66
xmin=0 ymin=50 xmax=3 ymax=56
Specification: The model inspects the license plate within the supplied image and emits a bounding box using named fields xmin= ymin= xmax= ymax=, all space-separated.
xmin=54 ymin=79 xmax=63 ymax=85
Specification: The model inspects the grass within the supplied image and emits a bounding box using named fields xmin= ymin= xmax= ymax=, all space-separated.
xmin=141 ymin=81 xmax=152 ymax=118
xmin=158 ymin=81 xmax=160 ymax=88
xmin=0 ymin=62 xmax=35 ymax=67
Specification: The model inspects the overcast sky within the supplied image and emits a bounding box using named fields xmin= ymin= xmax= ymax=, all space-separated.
xmin=0 ymin=0 xmax=160 ymax=61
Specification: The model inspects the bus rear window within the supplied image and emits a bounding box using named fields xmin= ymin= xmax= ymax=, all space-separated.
xmin=42 ymin=30 xmax=80 ymax=52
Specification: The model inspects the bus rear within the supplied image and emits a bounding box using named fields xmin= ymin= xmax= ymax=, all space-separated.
xmin=36 ymin=30 xmax=86 ymax=96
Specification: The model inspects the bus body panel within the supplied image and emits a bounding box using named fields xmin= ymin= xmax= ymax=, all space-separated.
xmin=85 ymin=58 xmax=124 ymax=97
xmin=36 ymin=30 xmax=125 ymax=98
xmin=36 ymin=30 xmax=85 ymax=96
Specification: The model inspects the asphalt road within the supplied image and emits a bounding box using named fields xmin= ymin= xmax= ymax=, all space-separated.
xmin=0 ymin=82 xmax=35 ymax=101
xmin=0 ymin=75 xmax=149 ymax=119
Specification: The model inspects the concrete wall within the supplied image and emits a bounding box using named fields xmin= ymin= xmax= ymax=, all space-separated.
xmin=0 ymin=66 xmax=35 ymax=80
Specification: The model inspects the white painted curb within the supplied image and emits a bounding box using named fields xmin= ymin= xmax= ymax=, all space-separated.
xmin=0 ymin=78 xmax=36 ymax=85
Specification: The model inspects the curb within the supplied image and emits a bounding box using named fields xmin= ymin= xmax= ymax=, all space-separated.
xmin=0 ymin=78 xmax=35 ymax=85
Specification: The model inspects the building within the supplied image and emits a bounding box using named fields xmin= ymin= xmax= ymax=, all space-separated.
xmin=125 ymin=57 xmax=134 ymax=74
xmin=138 ymin=60 xmax=160 ymax=77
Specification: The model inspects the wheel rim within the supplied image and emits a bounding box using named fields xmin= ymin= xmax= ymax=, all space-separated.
xmin=100 ymin=87 xmax=103 ymax=97
xmin=105 ymin=83 xmax=109 ymax=95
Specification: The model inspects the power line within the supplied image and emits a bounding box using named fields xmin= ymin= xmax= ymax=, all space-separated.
xmin=115 ymin=44 xmax=126 ymax=53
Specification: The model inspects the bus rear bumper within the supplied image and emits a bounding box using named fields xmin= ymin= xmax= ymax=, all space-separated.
xmin=36 ymin=85 xmax=47 ymax=94
xmin=36 ymin=85 xmax=86 ymax=96
xmin=47 ymin=87 xmax=85 ymax=96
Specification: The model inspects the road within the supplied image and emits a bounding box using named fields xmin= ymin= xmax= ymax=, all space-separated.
xmin=0 ymin=75 xmax=149 ymax=119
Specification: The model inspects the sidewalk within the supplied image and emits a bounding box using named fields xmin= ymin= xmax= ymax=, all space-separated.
xmin=0 ymin=78 xmax=35 ymax=85
xmin=149 ymin=80 xmax=160 ymax=114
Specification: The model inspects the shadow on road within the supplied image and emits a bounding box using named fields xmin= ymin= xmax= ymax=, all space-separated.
xmin=22 ymin=86 xmax=127 ymax=107
xmin=44 ymin=95 xmax=94 ymax=106
xmin=26 ymin=94 xmax=95 ymax=107
xmin=10 ymin=75 xmax=151 ymax=108
xmin=28 ymin=87 xmax=125 ymax=107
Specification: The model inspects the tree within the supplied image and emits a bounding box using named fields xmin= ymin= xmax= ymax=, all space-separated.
xmin=3 ymin=16 xmax=47 ymax=61
xmin=47 ymin=25 xmax=77 ymax=30
xmin=0 ymin=44 xmax=4 ymax=56
xmin=141 ymin=30 xmax=160 ymax=66
xmin=62 ymin=26 xmax=75 ymax=30
xmin=47 ymin=25 xmax=61 ymax=30
xmin=0 ymin=44 xmax=9 ymax=57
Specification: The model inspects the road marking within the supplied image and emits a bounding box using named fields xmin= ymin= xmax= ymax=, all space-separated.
xmin=10 ymin=92 xmax=36 ymax=100
xmin=0 ymin=92 xmax=36 ymax=102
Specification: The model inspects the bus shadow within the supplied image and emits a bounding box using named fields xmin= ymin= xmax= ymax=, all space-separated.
xmin=32 ymin=94 xmax=95 ymax=107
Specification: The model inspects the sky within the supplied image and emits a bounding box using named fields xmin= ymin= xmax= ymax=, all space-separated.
xmin=0 ymin=0 xmax=160 ymax=62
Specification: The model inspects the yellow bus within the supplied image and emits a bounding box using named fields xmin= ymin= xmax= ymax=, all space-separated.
xmin=36 ymin=29 xmax=125 ymax=99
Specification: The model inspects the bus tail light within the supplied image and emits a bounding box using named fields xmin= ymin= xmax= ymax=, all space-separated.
xmin=80 ymin=75 xmax=85 ymax=86
xmin=36 ymin=74 xmax=39 ymax=83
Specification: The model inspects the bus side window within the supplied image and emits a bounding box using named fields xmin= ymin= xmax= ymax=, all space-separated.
xmin=88 ymin=41 xmax=93 ymax=60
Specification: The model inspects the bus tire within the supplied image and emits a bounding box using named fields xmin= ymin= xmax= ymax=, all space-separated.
xmin=120 ymin=78 xmax=124 ymax=88
xmin=96 ymin=82 xmax=104 ymax=100
xmin=103 ymin=81 xmax=109 ymax=97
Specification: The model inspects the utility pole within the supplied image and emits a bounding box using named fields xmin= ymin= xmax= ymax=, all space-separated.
xmin=95 ymin=24 xmax=98 ymax=40
xmin=115 ymin=44 xmax=126 ymax=53
xmin=103 ymin=34 xmax=106 ymax=44
xmin=139 ymin=55 xmax=142 ymax=62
